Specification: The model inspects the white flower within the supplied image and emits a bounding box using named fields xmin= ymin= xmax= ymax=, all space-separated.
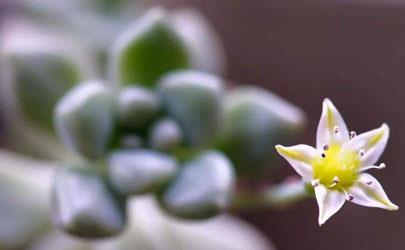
xmin=275 ymin=98 xmax=398 ymax=225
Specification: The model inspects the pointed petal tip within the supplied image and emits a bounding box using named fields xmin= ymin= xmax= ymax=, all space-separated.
xmin=387 ymin=203 xmax=399 ymax=211
xmin=378 ymin=198 xmax=398 ymax=211
xmin=381 ymin=123 xmax=389 ymax=131
xmin=322 ymin=98 xmax=336 ymax=108
xmin=275 ymin=144 xmax=284 ymax=151
xmin=318 ymin=219 xmax=325 ymax=227
xmin=323 ymin=98 xmax=332 ymax=104
xmin=314 ymin=186 xmax=346 ymax=228
xmin=318 ymin=213 xmax=329 ymax=226
xmin=275 ymin=144 xmax=290 ymax=156
xmin=350 ymin=174 xmax=398 ymax=211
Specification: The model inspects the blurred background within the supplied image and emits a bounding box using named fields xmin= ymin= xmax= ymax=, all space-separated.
xmin=1 ymin=0 xmax=404 ymax=250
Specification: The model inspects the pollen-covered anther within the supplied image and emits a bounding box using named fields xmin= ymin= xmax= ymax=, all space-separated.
xmin=322 ymin=144 xmax=329 ymax=151
xmin=311 ymin=179 xmax=320 ymax=187
xmin=333 ymin=126 xmax=339 ymax=134
xmin=344 ymin=192 xmax=354 ymax=201
xmin=359 ymin=149 xmax=366 ymax=157
xmin=350 ymin=131 xmax=357 ymax=139
xmin=379 ymin=163 xmax=386 ymax=169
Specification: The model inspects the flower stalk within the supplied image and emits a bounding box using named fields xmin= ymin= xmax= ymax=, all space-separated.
xmin=232 ymin=179 xmax=310 ymax=210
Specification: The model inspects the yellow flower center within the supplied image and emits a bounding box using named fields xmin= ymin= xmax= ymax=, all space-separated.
xmin=312 ymin=144 xmax=361 ymax=190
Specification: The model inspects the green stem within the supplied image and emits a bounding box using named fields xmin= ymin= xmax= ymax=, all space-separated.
xmin=232 ymin=179 xmax=311 ymax=210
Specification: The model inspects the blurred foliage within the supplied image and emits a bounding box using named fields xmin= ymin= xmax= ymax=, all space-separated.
xmin=0 ymin=151 xmax=51 ymax=250
xmin=112 ymin=8 xmax=190 ymax=87
xmin=218 ymin=86 xmax=306 ymax=175
xmin=158 ymin=70 xmax=224 ymax=147
xmin=148 ymin=118 xmax=183 ymax=152
xmin=108 ymin=149 xmax=178 ymax=195
xmin=159 ymin=150 xmax=235 ymax=219
xmin=116 ymin=86 xmax=160 ymax=130
xmin=52 ymin=166 xmax=127 ymax=238
xmin=8 ymin=52 xmax=81 ymax=131
xmin=0 ymin=1 xmax=307 ymax=249
xmin=54 ymin=81 xmax=115 ymax=160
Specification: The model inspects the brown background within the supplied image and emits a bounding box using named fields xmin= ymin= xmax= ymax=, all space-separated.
xmin=153 ymin=0 xmax=404 ymax=249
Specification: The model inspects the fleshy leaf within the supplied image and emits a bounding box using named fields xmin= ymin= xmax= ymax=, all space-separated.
xmin=108 ymin=149 xmax=178 ymax=196
xmin=148 ymin=118 xmax=184 ymax=152
xmin=110 ymin=7 xmax=189 ymax=87
xmin=54 ymin=81 xmax=115 ymax=160
xmin=158 ymin=70 xmax=224 ymax=147
xmin=116 ymin=86 xmax=160 ymax=130
xmin=219 ymin=86 xmax=305 ymax=175
xmin=159 ymin=150 xmax=235 ymax=219
xmin=169 ymin=8 xmax=226 ymax=75
xmin=6 ymin=52 xmax=80 ymax=131
xmin=52 ymin=166 xmax=127 ymax=238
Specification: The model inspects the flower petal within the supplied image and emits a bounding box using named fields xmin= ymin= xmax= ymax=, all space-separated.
xmin=343 ymin=124 xmax=389 ymax=166
xmin=314 ymin=184 xmax=346 ymax=226
xmin=316 ymin=99 xmax=349 ymax=149
xmin=275 ymin=144 xmax=317 ymax=181
xmin=348 ymin=173 xmax=398 ymax=210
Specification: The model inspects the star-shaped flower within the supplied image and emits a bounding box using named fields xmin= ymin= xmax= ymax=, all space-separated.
xmin=276 ymin=99 xmax=398 ymax=225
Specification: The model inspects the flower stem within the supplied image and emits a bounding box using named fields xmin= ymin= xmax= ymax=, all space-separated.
xmin=231 ymin=179 xmax=310 ymax=210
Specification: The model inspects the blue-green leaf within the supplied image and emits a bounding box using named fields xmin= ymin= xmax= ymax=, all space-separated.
xmin=158 ymin=70 xmax=224 ymax=147
xmin=116 ymin=86 xmax=160 ymax=130
xmin=52 ymin=166 xmax=127 ymax=238
xmin=54 ymin=81 xmax=115 ymax=160
xmin=159 ymin=150 xmax=235 ymax=219
xmin=218 ymin=86 xmax=306 ymax=175
xmin=108 ymin=149 xmax=178 ymax=196
xmin=111 ymin=7 xmax=189 ymax=87
xmin=148 ymin=118 xmax=183 ymax=152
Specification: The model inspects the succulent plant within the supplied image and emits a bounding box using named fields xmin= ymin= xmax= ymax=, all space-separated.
xmin=0 ymin=3 xmax=311 ymax=250
xmin=46 ymin=7 xmax=307 ymax=239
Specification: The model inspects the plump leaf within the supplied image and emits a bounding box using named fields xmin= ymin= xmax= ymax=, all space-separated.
xmin=111 ymin=7 xmax=189 ymax=87
xmin=7 ymin=52 xmax=80 ymax=131
xmin=159 ymin=150 xmax=235 ymax=219
xmin=31 ymin=197 xmax=275 ymax=250
xmin=54 ymin=81 xmax=115 ymax=160
xmin=52 ymin=166 xmax=127 ymax=238
xmin=118 ymin=133 xmax=144 ymax=149
xmin=0 ymin=19 xmax=96 ymax=160
xmin=158 ymin=70 xmax=224 ymax=147
xmin=116 ymin=86 xmax=160 ymax=130
xmin=108 ymin=149 xmax=178 ymax=196
xmin=169 ymin=8 xmax=226 ymax=75
xmin=218 ymin=86 xmax=306 ymax=175
xmin=148 ymin=118 xmax=183 ymax=152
